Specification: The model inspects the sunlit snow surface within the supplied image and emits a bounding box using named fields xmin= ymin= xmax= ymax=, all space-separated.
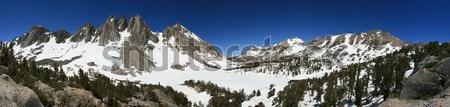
xmin=12 ymin=30 xmax=405 ymax=107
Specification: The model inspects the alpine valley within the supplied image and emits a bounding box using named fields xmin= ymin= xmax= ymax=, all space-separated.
xmin=1 ymin=15 xmax=450 ymax=107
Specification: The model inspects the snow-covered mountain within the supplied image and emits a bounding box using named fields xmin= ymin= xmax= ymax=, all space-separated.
xmin=12 ymin=15 xmax=225 ymax=77
xmin=230 ymin=30 xmax=405 ymax=77
xmin=9 ymin=15 xmax=411 ymax=107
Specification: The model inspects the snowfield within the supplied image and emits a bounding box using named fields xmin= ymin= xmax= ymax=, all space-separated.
xmin=94 ymin=69 xmax=290 ymax=106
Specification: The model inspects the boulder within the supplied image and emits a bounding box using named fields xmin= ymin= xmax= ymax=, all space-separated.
xmin=382 ymin=87 xmax=450 ymax=107
xmin=434 ymin=57 xmax=450 ymax=88
xmin=399 ymin=69 xmax=443 ymax=99
xmin=0 ymin=74 xmax=43 ymax=107
xmin=416 ymin=55 xmax=438 ymax=70
xmin=379 ymin=99 xmax=427 ymax=107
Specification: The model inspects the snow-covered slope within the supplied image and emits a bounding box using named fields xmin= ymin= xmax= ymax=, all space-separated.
xmin=230 ymin=30 xmax=405 ymax=78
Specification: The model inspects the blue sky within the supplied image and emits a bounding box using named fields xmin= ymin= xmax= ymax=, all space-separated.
xmin=1 ymin=0 xmax=450 ymax=48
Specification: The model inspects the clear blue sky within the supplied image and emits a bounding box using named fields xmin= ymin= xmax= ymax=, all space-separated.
xmin=1 ymin=0 xmax=450 ymax=48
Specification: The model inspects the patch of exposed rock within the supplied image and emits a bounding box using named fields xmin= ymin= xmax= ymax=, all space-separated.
xmin=34 ymin=81 xmax=105 ymax=107
xmin=153 ymin=90 xmax=179 ymax=107
xmin=70 ymin=24 xmax=96 ymax=43
xmin=0 ymin=74 xmax=43 ymax=107
xmin=128 ymin=15 xmax=156 ymax=45
xmin=17 ymin=26 xmax=51 ymax=47
xmin=399 ymin=69 xmax=443 ymax=99
xmin=381 ymin=88 xmax=450 ymax=107
xmin=97 ymin=16 xmax=121 ymax=46
xmin=118 ymin=15 xmax=128 ymax=32
xmin=52 ymin=29 xmax=71 ymax=43
xmin=162 ymin=23 xmax=222 ymax=68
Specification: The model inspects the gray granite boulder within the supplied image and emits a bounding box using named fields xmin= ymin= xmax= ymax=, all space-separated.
xmin=0 ymin=74 xmax=43 ymax=107
xmin=400 ymin=69 xmax=443 ymax=99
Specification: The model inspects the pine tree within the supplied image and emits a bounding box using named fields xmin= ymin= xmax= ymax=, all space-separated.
xmin=257 ymin=90 xmax=261 ymax=96
xmin=394 ymin=56 xmax=410 ymax=91
xmin=354 ymin=78 xmax=363 ymax=107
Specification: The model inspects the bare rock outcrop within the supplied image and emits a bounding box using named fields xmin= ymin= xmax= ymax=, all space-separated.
xmin=118 ymin=15 xmax=128 ymax=32
xmin=70 ymin=24 xmax=96 ymax=43
xmin=52 ymin=29 xmax=71 ymax=44
xmin=399 ymin=69 xmax=443 ymax=99
xmin=128 ymin=15 xmax=155 ymax=45
xmin=381 ymin=88 xmax=450 ymax=107
xmin=97 ymin=16 xmax=121 ymax=46
xmin=34 ymin=81 xmax=105 ymax=107
xmin=17 ymin=26 xmax=51 ymax=47
xmin=0 ymin=74 xmax=43 ymax=107
xmin=162 ymin=23 xmax=222 ymax=68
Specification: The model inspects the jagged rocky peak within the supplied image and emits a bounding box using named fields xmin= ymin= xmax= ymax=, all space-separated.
xmin=16 ymin=26 xmax=51 ymax=47
xmin=97 ymin=15 xmax=121 ymax=46
xmin=70 ymin=23 xmax=96 ymax=43
xmin=51 ymin=29 xmax=71 ymax=44
xmin=128 ymin=15 xmax=157 ymax=45
xmin=118 ymin=15 xmax=127 ymax=31
xmin=163 ymin=22 xmax=222 ymax=59
xmin=311 ymin=30 xmax=405 ymax=49
xmin=162 ymin=22 xmax=202 ymax=44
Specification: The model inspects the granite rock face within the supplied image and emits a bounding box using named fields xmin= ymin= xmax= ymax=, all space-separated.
xmin=433 ymin=57 xmax=450 ymax=88
xmin=97 ymin=16 xmax=121 ymax=46
xmin=118 ymin=15 xmax=128 ymax=32
xmin=17 ymin=26 xmax=51 ymax=47
xmin=70 ymin=24 xmax=96 ymax=43
xmin=52 ymin=29 xmax=71 ymax=44
xmin=162 ymin=23 xmax=222 ymax=67
xmin=0 ymin=74 xmax=43 ymax=107
xmin=128 ymin=15 xmax=155 ymax=46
